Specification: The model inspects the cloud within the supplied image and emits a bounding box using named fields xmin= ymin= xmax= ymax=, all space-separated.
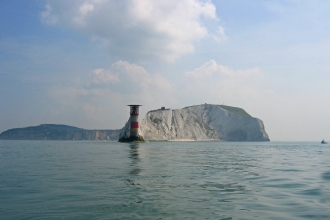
xmin=210 ymin=26 xmax=227 ymax=42
xmin=91 ymin=68 xmax=119 ymax=84
xmin=40 ymin=4 xmax=58 ymax=25
xmin=185 ymin=60 xmax=233 ymax=78
xmin=50 ymin=60 xmax=175 ymax=128
xmin=88 ymin=60 xmax=167 ymax=93
xmin=185 ymin=60 xmax=263 ymax=82
xmin=41 ymin=0 xmax=223 ymax=62
xmin=183 ymin=60 xmax=266 ymax=105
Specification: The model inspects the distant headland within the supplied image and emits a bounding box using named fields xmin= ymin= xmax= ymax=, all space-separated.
xmin=0 ymin=124 xmax=120 ymax=141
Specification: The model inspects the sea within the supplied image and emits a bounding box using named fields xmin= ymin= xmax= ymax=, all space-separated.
xmin=0 ymin=140 xmax=329 ymax=220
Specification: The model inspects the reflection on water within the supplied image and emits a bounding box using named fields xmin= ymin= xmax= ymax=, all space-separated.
xmin=129 ymin=143 xmax=142 ymax=175
xmin=129 ymin=143 xmax=140 ymax=160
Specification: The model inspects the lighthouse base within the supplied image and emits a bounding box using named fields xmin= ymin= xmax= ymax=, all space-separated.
xmin=118 ymin=135 xmax=145 ymax=143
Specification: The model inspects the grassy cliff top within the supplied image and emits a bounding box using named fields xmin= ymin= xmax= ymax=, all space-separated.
xmin=1 ymin=124 xmax=121 ymax=134
xmin=182 ymin=104 xmax=252 ymax=117
xmin=0 ymin=124 xmax=84 ymax=137
xmin=149 ymin=104 xmax=252 ymax=117
xmin=0 ymin=124 xmax=121 ymax=140
xmin=9 ymin=124 xmax=84 ymax=132
xmin=218 ymin=105 xmax=252 ymax=117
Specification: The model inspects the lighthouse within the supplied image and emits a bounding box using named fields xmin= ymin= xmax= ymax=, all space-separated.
xmin=119 ymin=104 xmax=144 ymax=142
xmin=128 ymin=104 xmax=141 ymax=138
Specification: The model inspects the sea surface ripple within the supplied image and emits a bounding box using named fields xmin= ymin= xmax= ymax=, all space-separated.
xmin=0 ymin=141 xmax=329 ymax=219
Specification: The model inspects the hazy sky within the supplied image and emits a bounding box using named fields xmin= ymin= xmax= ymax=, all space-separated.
xmin=1 ymin=0 xmax=329 ymax=141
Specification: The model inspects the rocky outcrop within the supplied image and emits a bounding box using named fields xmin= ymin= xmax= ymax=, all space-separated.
xmin=120 ymin=104 xmax=270 ymax=141
xmin=0 ymin=124 xmax=121 ymax=141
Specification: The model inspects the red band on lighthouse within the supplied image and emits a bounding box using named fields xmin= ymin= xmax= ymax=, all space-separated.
xmin=130 ymin=122 xmax=139 ymax=128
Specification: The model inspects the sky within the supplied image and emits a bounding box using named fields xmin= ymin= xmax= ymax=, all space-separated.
xmin=1 ymin=0 xmax=330 ymax=141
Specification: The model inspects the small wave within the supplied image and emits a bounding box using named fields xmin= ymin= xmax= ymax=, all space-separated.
xmin=299 ymin=188 xmax=322 ymax=196
xmin=321 ymin=171 xmax=330 ymax=180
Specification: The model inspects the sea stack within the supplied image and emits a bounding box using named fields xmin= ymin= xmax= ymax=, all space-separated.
xmin=118 ymin=105 xmax=144 ymax=142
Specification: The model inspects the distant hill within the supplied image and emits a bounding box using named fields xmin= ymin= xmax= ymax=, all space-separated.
xmin=0 ymin=124 xmax=121 ymax=141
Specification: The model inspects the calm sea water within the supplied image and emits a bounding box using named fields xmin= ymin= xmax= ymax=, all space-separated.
xmin=0 ymin=141 xmax=329 ymax=220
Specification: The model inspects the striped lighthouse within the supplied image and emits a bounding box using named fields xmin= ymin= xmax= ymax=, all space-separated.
xmin=128 ymin=105 xmax=141 ymax=138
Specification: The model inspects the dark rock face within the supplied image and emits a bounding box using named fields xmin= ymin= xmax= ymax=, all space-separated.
xmin=118 ymin=135 xmax=144 ymax=143
xmin=226 ymin=129 xmax=248 ymax=141
xmin=0 ymin=124 xmax=121 ymax=141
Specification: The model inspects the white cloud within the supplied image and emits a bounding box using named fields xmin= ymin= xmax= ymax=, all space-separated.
xmin=40 ymin=4 xmax=58 ymax=25
xmin=91 ymin=68 xmax=119 ymax=84
xmin=79 ymin=3 xmax=94 ymax=16
xmin=87 ymin=61 xmax=175 ymax=100
xmin=111 ymin=60 xmax=151 ymax=85
xmin=210 ymin=26 xmax=227 ymax=42
xmin=151 ymin=74 xmax=172 ymax=91
xmin=50 ymin=60 xmax=175 ymax=128
xmin=185 ymin=60 xmax=233 ymax=78
xmin=41 ymin=0 xmax=223 ymax=62
xmin=184 ymin=60 xmax=266 ymax=106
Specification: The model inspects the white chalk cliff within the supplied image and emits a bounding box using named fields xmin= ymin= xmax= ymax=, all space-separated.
xmin=119 ymin=104 xmax=269 ymax=141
